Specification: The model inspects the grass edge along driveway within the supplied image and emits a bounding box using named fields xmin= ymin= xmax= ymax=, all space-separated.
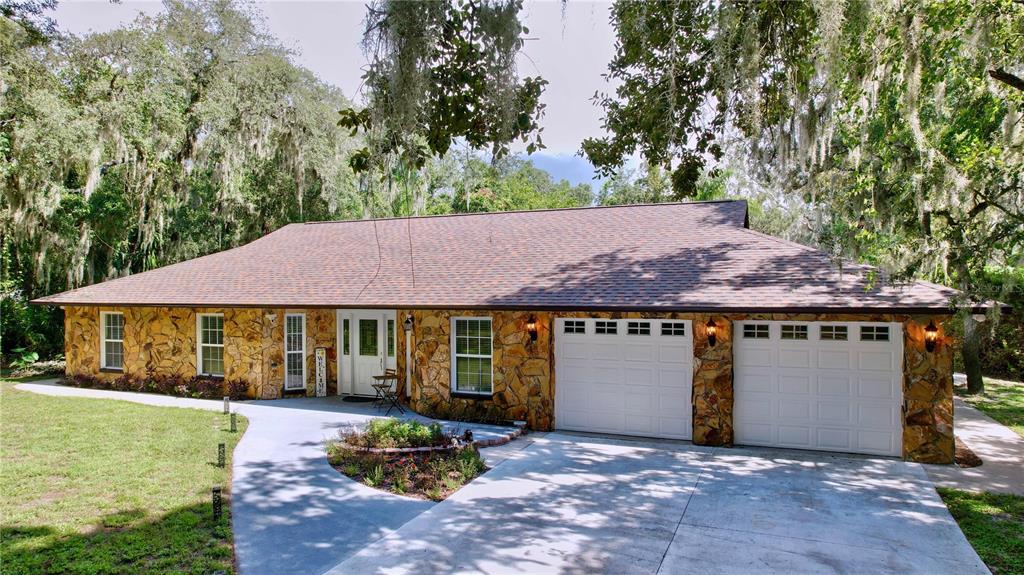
xmin=0 ymin=381 xmax=248 ymax=575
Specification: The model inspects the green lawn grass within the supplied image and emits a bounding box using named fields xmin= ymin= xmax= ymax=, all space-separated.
xmin=939 ymin=488 xmax=1024 ymax=575
xmin=0 ymin=381 xmax=247 ymax=574
xmin=958 ymin=377 xmax=1024 ymax=438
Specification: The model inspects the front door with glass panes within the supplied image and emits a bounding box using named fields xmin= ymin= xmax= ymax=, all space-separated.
xmin=337 ymin=309 xmax=397 ymax=396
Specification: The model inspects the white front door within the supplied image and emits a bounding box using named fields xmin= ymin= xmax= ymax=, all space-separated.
xmin=337 ymin=309 xmax=397 ymax=396
xmin=554 ymin=318 xmax=694 ymax=440
xmin=733 ymin=321 xmax=903 ymax=456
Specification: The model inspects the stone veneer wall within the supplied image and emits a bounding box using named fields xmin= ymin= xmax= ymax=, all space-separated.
xmin=66 ymin=305 xmax=953 ymax=462
xmin=399 ymin=309 xmax=954 ymax=463
xmin=64 ymin=306 xmax=336 ymax=399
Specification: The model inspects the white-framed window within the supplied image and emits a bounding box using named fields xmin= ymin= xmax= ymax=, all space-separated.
xmin=820 ymin=325 xmax=848 ymax=341
xmin=861 ymin=325 xmax=890 ymax=342
xmin=595 ymin=320 xmax=618 ymax=335
xmin=780 ymin=324 xmax=808 ymax=340
xmin=284 ymin=313 xmax=305 ymax=390
xmin=387 ymin=319 xmax=395 ymax=357
xmin=564 ymin=320 xmax=586 ymax=334
xmin=100 ymin=312 xmax=125 ymax=370
xmin=661 ymin=321 xmax=686 ymax=336
xmin=743 ymin=324 xmax=770 ymax=339
xmin=342 ymin=319 xmax=350 ymax=355
xmin=627 ymin=321 xmax=651 ymax=335
xmin=451 ymin=317 xmax=493 ymax=395
xmin=197 ymin=313 xmax=225 ymax=377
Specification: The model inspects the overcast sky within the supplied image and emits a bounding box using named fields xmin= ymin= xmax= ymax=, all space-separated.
xmin=50 ymin=0 xmax=619 ymax=186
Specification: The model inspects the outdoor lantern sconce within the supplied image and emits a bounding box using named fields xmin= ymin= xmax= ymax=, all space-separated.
xmin=924 ymin=320 xmax=938 ymax=353
xmin=705 ymin=318 xmax=718 ymax=347
xmin=403 ymin=314 xmax=414 ymax=333
xmin=526 ymin=316 xmax=538 ymax=342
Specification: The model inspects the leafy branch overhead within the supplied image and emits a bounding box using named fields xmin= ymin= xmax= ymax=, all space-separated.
xmin=340 ymin=0 xmax=547 ymax=173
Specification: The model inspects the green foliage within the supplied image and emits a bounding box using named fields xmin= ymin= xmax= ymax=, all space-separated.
xmin=7 ymin=348 xmax=38 ymax=370
xmin=428 ymin=155 xmax=592 ymax=215
xmin=582 ymin=1 xmax=820 ymax=197
xmin=360 ymin=418 xmax=447 ymax=449
xmin=1 ymin=0 xmax=363 ymax=358
xmin=342 ymin=0 xmax=547 ymax=177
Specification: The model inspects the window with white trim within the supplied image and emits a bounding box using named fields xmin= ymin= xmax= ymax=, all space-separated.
xmin=661 ymin=322 xmax=686 ymax=336
xmin=743 ymin=324 xmax=770 ymax=339
xmin=780 ymin=325 xmax=808 ymax=340
xmin=452 ymin=318 xmax=492 ymax=394
xmin=860 ymin=325 xmax=890 ymax=342
xmin=563 ymin=320 xmax=585 ymax=334
xmin=197 ymin=314 xmax=224 ymax=376
xmin=284 ymin=314 xmax=305 ymax=390
xmin=101 ymin=312 xmax=124 ymax=370
xmin=387 ymin=319 xmax=395 ymax=357
xmin=342 ymin=319 xmax=350 ymax=355
xmin=595 ymin=320 xmax=618 ymax=335
xmin=627 ymin=321 xmax=651 ymax=335
xmin=820 ymin=325 xmax=848 ymax=341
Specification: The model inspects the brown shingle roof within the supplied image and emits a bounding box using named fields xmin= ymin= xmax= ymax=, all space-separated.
xmin=31 ymin=200 xmax=956 ymax=312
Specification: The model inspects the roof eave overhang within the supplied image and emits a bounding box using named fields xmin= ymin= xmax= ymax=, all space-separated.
xmin=30 ymin=300 xmax=968 ymax=315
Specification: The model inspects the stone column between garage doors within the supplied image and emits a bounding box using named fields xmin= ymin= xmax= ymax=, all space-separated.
xmin=690 ymin=314 xmax=735 ymax=446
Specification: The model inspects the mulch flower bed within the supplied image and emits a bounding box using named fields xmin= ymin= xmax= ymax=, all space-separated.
xmin=328 ymin=444 xmax=487 ymax=501
xmin=327 ymin=417 xmax=488 ymax=500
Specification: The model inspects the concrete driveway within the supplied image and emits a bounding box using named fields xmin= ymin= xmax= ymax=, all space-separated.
xmin=329 ymin=433 xmax=988 ymax=575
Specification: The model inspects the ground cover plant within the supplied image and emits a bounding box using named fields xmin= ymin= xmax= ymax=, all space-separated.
xmin=0 ymin=381 xmax=247 ymax=574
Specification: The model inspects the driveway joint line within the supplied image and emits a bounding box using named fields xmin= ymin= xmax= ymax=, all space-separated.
xmin=655 ymin=449 xmax=712 ymax=574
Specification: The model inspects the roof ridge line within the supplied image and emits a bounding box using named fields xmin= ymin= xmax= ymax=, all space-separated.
xmin=300 ymin=199 xmax=746 ymax=226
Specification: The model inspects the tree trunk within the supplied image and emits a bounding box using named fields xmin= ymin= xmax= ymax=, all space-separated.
xmin=962 ymin=313 xmax=984 ymax=394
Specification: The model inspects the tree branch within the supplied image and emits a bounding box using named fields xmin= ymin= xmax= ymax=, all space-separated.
xmin=988 ymin=68 xmax=1024 ymax=92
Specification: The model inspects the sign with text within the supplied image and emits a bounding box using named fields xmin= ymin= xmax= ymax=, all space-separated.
xmin=315 ymin=347 xmax=327 ymax=397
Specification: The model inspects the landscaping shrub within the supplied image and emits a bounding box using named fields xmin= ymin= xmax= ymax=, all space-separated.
xmin=63 ymin=373 xmax=250 ymax=400
xmin=356 ymin=418 xmax=447 ymax=448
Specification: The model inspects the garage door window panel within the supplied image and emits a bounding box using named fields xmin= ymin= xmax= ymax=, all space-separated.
xmin=627 ymin=321 xmax=651 ymax=335
xmin=781 ymin=325 xmax=808 ymax=340
xmin=820 ymin=325 xmax=848 ymax=341
xmin=564 ymin=320 xmax=585 ymax=334
xmin=452 ymin=318 xmax=493 ymax=395
xmin=595 ymin=320 xmax=618 ymax=335
xmin=860 ymin=325 xmax=890 ymax=342
xmin=744 ymin=324 xmax=770 ymax=339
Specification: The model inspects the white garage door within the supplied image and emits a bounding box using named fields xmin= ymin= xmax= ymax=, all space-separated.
xmin=554 ymin=318 xmax=693 ymax=440
xmin=734 ymin=321 xmax=903 ymax=456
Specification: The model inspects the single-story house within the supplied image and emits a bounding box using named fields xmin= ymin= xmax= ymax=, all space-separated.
xmin=33 ymin=200 xmax=959 ymax=462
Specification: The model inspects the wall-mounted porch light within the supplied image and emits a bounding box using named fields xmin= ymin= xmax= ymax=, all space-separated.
xmin=705 ymin=318 xmax=718 ymax=347
xmin=526 ymin=316 xmax=538 ymax=342
xmin=924 ymin=320 xmax=938 ymax=353
xmin=403 ymin=314 xmax=414 ymax=332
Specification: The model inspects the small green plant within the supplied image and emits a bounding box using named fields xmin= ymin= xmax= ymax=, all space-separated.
xmin=426 ymin=485 xmax=442 ymax=501
xmin=358 ymin=418 xmax=447 ymax=448
xmin=9 ymin=347 xmax=39 ymax=370
xmin=364 ymin=464 xmax=384 ymax=487
xmin=342 ymin=463 xmax=360 ymax=477
xmin=456 ymin=447 xmax=485 ymax=476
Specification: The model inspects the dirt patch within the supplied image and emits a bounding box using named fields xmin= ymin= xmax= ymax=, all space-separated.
xmin=955 ymin=437 xmax=983 ymax=468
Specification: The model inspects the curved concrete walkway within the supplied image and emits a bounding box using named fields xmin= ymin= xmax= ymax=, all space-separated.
xmin=15 ymin=381 xmax=514 ymax=575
